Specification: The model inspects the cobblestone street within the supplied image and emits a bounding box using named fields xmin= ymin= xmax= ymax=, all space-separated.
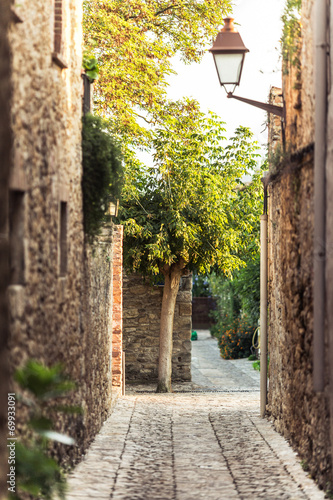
xmin=66 ymin=332 xmax=325 ymax=499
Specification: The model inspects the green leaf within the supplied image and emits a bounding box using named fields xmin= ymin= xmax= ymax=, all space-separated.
xmin=86 ymin=69 xmax=99 ymax=81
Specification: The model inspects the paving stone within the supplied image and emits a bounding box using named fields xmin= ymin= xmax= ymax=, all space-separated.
xmin=66 ymin=331 xmax=325 ymax=500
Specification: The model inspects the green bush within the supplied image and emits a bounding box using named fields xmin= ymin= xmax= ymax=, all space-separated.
xmin=208 ymin=256 xmax=260 ymax=359
xmin=253 ymin=360 xmax=260 ymax=371
xmin=217 ymin=316 xmax=255 ymax=359
xmin=82 ymin=114 xmax=124 ymax=243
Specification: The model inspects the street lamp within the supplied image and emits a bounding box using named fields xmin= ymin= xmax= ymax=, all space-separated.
xmin=210 ymin=18 xmax=282 ymax=418
xmin=109 ymin=200 xmax=119 ymax=217
xmin=209 ymin=18 xmax=284 ymax=118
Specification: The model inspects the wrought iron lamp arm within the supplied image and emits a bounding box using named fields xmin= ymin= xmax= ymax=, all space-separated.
xmin=227 ymin=92 xmax=284 ymax=118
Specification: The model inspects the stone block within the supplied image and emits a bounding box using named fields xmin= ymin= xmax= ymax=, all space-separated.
xmin=179 ymin=302 xmax=192 ymax=316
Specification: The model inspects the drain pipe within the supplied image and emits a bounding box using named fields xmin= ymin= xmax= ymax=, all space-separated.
xmin=313 ymin=0 xmax=328 ymax=392
xmin=260 ymin=175 xmax=268 ymax=418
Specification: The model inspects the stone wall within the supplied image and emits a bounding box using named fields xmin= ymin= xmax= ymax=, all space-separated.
xmin=6 ymin=0 xmax=119 ymax=468
xmin=79 ymin=226 xmax=114 ymax=454
xmin=267 ymin=0 xmax=331 ymax=487
xmin=8 ymin=0 xmax=84 ymax=464
xmin=267 ymin=150 xmax=331 ymax=488
xmin=0 ymin=2 xmax=12 ymax=498
xmin=283 ymin=0 xmax=314 ymax=153
xmin=123 ymin=275 xmax=192 ymax=383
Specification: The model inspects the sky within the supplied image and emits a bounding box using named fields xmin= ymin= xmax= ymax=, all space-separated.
xmin=166 ymin=0 xmax=285 ymax=150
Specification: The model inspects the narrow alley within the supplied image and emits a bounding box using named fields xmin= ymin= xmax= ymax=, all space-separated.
xmin=66 ymin=332 xmax=325 ymax=500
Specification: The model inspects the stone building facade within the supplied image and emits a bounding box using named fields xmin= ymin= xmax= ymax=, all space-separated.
xmin=4 ymin=0 xmax=124 ymax=472
xmin=0 ymin=2 xmax=13 ymax=498
xmin=123 ymin=275 xmax=192 ymax=383
xmin=266 ymin=0 xmax=332 ymax=488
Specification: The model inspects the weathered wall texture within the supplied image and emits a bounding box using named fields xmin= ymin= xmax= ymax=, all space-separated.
xmin=267 ymin=0 xmax=331 ymax=488
xmin=267 ymin=150 xmax=331 ymax=488
xmin=283 ymin=0 xmax=314 ymax=152
xmin=268 ymin=86 xmax=284 ymax=155
xmin=8 ymin=0 xmax=85 ymax=464
xmin=7 ymin=0 xmax=118 ymax=467
xmin=123 ymin=275 xmax=192 ymax=383
xmin=79 ymin=226 xmax=114 ymax=452
xmin=0 ymin=2 xmax=12 ymax=498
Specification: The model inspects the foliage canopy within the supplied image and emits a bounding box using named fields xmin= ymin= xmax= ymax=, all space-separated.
xmin=83 ymin=0 xmax=232 ymax=137
xmin=118 ymin=99 xmax=263 ymax=278
xmin=281 ymin=0 xmax=301 ymax=69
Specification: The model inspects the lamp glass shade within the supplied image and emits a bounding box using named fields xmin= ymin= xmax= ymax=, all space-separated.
xmin=213 ymin=52 xmax=244 ymax=86
xmin=209 ymin=18 xmax=249 ymax=93
xmin=109 ymin=200 xmax=119 ymax=217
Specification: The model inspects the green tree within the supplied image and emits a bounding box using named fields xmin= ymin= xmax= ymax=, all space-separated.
xmin=119 ymin=99 xmax=262 ymax=392
xmin=83 ymin=0 xmax=231 ymax=138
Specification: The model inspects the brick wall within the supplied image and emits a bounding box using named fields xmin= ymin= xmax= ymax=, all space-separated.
xmin=112 ymin=225 xmax=123 ymax=395
xmin=123 ymin=274 xmax=192 ymax=383
xmin=54 ymin=0 xmax=63 ymax=53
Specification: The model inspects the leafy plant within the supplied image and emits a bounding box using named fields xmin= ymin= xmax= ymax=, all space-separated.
xmin=252 ymin=358 xmax=270 ymax=373
xmin=300 ymin=460 xmax=310 ymax=472
xmin=10 ymin=360 xmax=81 ymax=500
xmin=233 ymin=254 xmax=260 ymax=327
xmin=82 ymin=53 xmax=99 ymax=82
xmin=82 ymin=113 xmax=124 ymax=243
xmin=281 ymin=0 xmax=301 ymax=71
xmin=217 ymin=316 xmax=254 ymax=359
xmin=209 ymin=238 xmax=261 ymax=357
xmin=253 ymin=360 xmax=260 ymax=371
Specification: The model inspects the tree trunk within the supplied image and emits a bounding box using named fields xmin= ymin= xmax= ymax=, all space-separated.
xmin=156 ymin=264 xmax=183 ymax=393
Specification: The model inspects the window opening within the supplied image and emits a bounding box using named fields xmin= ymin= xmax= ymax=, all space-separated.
xmin=52 ymin=0 xmax=68 ymax=68
xmin=59 ymin=201 xmax=68 ymax=276
xmin=9 ymin=190 xmax=25 ymax=285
